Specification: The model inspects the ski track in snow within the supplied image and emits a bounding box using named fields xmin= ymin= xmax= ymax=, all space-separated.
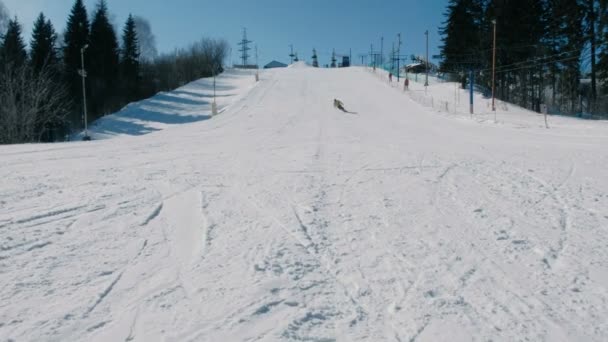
xmin=1 ymin=64 xmax=608 ymax=341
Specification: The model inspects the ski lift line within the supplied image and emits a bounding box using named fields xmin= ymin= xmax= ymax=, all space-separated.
xmin=483 ymin=47 xmax=599 ymax=73
xmin=439 ymin=30 xmax=607 ymax=59
xmin=449 ymin=43 xmax=598 ymax=70
xmin=497 ymin=39 xmax=608 ymax=67
xmin=488 ymin=52 xmax=592 ymax=75
xmin=439 ymin=51 xmax=591 ymax=78
xmin=445 ymin=51 xmax=590 ymax=76
xmin=439 ymin=39 xmax=579 ymax=58
xmin=440 ymin=43 xmax=546 ymax=58
xmin=487 ymin=49 xmax=592 ymax=72
xmin=493 ymin=55 xmax=589 ymax=75
xmin=441 ymin=45 xmax=598 ymax=74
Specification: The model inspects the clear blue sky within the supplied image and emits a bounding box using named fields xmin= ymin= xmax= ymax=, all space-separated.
xmin=4 ymin=0 xmax=448 ymax=67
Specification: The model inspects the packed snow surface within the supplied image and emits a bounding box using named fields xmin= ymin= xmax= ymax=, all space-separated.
xmin=1 ymin=65 xmax=608 ymax=341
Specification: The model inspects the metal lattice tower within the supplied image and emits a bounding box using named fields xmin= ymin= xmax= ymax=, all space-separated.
xmin=238 ymin=28 xmax=252 ymax=67
xmin=289 ymin=45 xmax=295 ymax=64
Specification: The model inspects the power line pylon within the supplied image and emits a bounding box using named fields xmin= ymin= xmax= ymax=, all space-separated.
xmin=238 ymin=28 xmax=252 ymax=67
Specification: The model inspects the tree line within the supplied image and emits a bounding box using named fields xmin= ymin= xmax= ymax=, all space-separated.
xmin=0 ymin=0 xmax=228 ymax=144
xmin=440 ymin=0 xmax=608 ymax=117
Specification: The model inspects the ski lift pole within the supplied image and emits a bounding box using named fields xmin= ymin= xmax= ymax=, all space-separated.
xmin=397 ymin=33 xmax=401 ymax=83
xmin=469 ymin=69 xmax=474 ymax=117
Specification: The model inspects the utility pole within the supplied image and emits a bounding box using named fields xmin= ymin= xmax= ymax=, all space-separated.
xmin=238 ymin=28 xmax=252 ymax=67
xmin=470 ymin=69 xmax=474 ymax=116
xmin=370 ymin=44 xmax=375 ymax=70
xmin=79 ymin=44 xmax=90 ymax=141
xmin=491 ymin=19 xmax=497 ymax=119
xmin=380 ymin=36 xmax=384 ymax=66
xmin=397 ymin=33 xmax=402 ymax=82
xmin=425 ymin=30 xmax=429 ymax=89
xmin=590 ymin=0 xmax=597 ymax=112
xmin=391 ymin=43 xmax=395 ymax=74
xmin=255 ymin=45 xmax=259 ymax=82
xmin=289 ymin=44 xmax=295 ymax=64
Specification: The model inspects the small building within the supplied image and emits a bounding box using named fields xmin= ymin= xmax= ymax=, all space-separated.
xmin=341 ymin=56 xmax=350 ymax=67
xmin=264 ymin=61 xmax=288 ymax=69
xmin=405 ymin=62 xmax=425 ymax=74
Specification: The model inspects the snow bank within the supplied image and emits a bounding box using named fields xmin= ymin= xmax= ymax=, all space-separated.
xmin=366 ymin=66 xmax=608 ymax=132
xmin=78 ymin=68 xmax=258 ymax=140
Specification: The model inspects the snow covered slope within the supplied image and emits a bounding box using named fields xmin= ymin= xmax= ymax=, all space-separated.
xmin=1 ymin=65 xmax=608 ymax=341
xmin=78 ymin=68 xmax=258 ymax=140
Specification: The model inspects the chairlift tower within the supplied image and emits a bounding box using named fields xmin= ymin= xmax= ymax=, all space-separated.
xmin=331 ymin=49 xmax=337 ymax=68
xmin=312 ymin=48 xmax=319 ymax=67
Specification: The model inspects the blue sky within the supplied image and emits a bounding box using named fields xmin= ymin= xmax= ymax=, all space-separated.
xmin=3 ymin=0 xmax=448 ymax=67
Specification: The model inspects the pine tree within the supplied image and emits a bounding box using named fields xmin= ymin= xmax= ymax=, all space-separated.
xmin=88 ymin=0 xmax=119 ymax=118
xmin=63 ymin=0 xmax=90 ymax=128
xmin=30 ymin=13 xmax=58 ymax=74
xmin=439 ymin=0 xmax=484 ymax=73
xmin=121 ymin=14 xmax=140 ymax=101
xmin=63 ymin=0 xmax=89 ymax=79
xmin=0 ymin=17 xmax=27 ymax=69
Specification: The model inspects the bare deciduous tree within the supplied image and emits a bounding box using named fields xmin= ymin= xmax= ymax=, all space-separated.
xmin=133 ymin=16 xmax=157 ymax=62
xmin=150 ymin=38 xmax=228 ymax=92
xmin=0 ymin=63 xmax=72 ymax=144
xmin=0 ymin=0 xmax=9 ymax=37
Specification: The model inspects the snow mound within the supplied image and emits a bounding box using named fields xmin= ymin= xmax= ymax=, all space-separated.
xmin=288 ymin=61 xmax=310 ymax=69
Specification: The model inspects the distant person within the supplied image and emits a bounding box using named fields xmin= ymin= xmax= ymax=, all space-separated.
xmin=389 ymin=72 xmax=393 ymax=83
xmin=333 ymin=99 xmax=346 ymax=112
xmin=404 ymin=78 xmax=409 ymax=91
xmin=333 ymin=99 xmax=358 ymax=114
